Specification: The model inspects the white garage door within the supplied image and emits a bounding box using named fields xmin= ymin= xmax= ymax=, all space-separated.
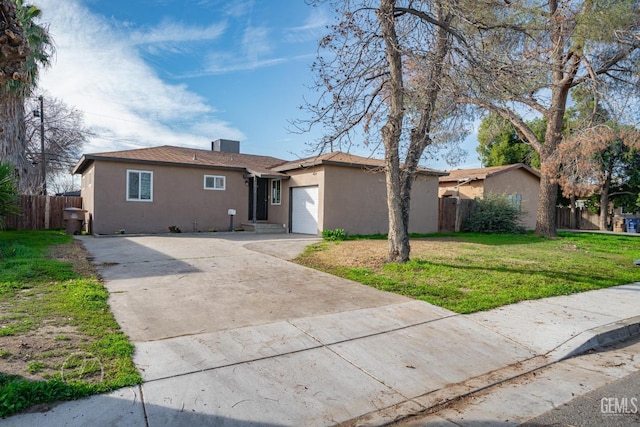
xmin=291 ymin=186 xmax=319 ymax=234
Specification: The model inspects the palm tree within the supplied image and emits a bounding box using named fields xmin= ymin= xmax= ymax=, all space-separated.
xmin=0 ymin=0 xmax=53 ymax=194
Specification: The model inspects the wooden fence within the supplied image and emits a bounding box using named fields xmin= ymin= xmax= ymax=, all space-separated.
xmin=439 ymin=198 xmax=602 ymax=232
xmin=556 ymin=206 xmax=600 ymax=230
xmin=1 ymin=195 xmax=83 ymax=230
xmin=438 ymin=198 xmax=476 ymax=232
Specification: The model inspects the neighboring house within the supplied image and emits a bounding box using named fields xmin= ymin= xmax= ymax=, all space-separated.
xmin=438 ymin=163 xmax=540 ymax=230
xmin=72 ymin=140 xmax=447 ymax=235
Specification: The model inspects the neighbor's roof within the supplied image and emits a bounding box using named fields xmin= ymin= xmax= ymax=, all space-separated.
xmin=439 ymin=163 xmax=540 ymax=183
xmin=72 ymin=145 xmax=289 ymax=178
xmin=272 ymin=151 xmax=448 ymax=176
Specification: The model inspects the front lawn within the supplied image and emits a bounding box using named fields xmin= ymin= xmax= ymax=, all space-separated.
xmin=296 ymin=232 xmax=640 ymax=314
xmin=0 ymin=230 xmax=141 ymax=418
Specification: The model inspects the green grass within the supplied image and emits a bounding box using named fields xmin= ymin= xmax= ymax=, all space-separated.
xmin=297 ymin=232 xmax=640 ymax=314
xmin=0 ymin=230 xmax=141 ymax=418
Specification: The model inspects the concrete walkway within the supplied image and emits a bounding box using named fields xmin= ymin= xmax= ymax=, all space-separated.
xmin=5 ymin=233 xmax=640 ymax=426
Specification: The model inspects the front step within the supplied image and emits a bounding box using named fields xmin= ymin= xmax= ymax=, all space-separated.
xmin=241 ymin=222 xmax=287 ymax=234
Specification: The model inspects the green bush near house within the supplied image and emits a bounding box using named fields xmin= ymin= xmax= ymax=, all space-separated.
xmin=464 ymin=193 xmax=525 ymax=234
xmin=322 ymin=228 xmax=348 ymax=241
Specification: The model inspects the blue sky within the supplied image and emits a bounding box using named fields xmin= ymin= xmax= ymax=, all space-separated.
xmin=35 ymin=0 xmax=481 ymax=169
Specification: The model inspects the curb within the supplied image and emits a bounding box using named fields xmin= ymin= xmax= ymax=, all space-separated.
xmin=342 ymin=316 xmax=640 ymax=427
xmin=546 ymin=315 xmax=640 ymax=361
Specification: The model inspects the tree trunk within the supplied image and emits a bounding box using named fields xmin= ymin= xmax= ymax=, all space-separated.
xmin=398 ymin=1 xmax=451 ymax=247
xmin=534 ymin=0 xmax=580 ymax=237
xmin=378 ymin=0 xmax=409 ymax=263
xmin=386 ymin=151 xmax=410 ymax=262
xmin=536 ymin=172 xmax=559 ymax=237
xmin=0 ymin=90 xmax=29 ymax=193
xmin=0 ymin=0 xmax=29 ymax=86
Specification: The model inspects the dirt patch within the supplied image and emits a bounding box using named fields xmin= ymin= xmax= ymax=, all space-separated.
xmin=47 ymin=239 xmax=97 ymax=277
xmin=0 ymin=240 xmax=98 ymax=382
xmin=0 ymin=325 xmax=88 ymax=381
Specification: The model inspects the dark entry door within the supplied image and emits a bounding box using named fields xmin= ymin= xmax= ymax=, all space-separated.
xmin=248 ymin=177 xmax=268 ymax=221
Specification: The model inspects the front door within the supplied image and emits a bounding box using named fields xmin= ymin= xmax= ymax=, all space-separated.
xmin=248 ymin=177 xmax=268 ymax=221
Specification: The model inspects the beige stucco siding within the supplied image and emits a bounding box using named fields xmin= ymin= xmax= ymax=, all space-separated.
xmin=86 ymin=161 xmax=253 ymax=234
xmin=322 ymin=165 xmax=388 ymax=235
xmin=438 ymin=180 xmax=484 ymax=199
xmin=409 ymin=174 xmax=440 ymax=234
xmin=484 ymin=169 xmax=540 ymax=230
xmin=81 ymin=158 xmax=440 ymax=236
xmin=321 ymin=165 xmax=439 ymax=235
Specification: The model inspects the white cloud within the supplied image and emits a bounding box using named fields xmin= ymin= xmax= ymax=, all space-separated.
xmin=283 ymin=8 xmax=329 ymax=43
xmin=130 ymin=19 xmax=227 ymax=45
xmin=35 ymin=0 xmax=244 ymax=155
xmin=242 ymin=26 xmax=272 ymax=62
xmin=201 ymin=53 xmax=286 ymax=75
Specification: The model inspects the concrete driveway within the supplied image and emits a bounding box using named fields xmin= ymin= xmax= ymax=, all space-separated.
xmin=79 ymin=233 xmax=410 ymax=342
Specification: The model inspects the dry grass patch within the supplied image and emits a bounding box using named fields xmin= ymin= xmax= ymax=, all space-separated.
xmin=296 ymin=232 xmax=640 ymax=313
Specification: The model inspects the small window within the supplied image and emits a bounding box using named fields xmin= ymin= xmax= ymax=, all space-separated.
xmin=508 ymin=194 xmax=522 ymax=211
xmin=127 ymin=170 xmax=153 ymax=201
xmin=271 ymin=179 xmax=282 ymax=205
xmin=204 ymin=175 xmax=225 ymax=190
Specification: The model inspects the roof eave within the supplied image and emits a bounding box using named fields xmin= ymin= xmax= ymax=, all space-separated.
xmin=72 ymin=155 xmax=92 ymax=175
xmin=245 ymin=169 xmax=290 ymax=179
xmin=73 ymin=155 xmax=255 ymax=173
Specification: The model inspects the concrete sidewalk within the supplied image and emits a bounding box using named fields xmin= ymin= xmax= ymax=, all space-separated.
xmin=5 ymin=233 xmax=640 ymax=426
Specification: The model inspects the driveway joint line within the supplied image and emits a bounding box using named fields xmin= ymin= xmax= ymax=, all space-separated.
xmin=138 ymin=384 xmax=150 ymax=427
xmin=137 ymin=313 xmax=460 ymax=384
xmin=139 ymin=344 xmax=325 ymax=384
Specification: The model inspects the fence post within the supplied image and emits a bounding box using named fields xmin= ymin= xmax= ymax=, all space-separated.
xmin=44 ymin=196 xmax=51 ymax=229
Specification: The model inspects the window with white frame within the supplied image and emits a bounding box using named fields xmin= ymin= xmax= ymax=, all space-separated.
xmin=127 ymin=170 xmax=153 ymax=201
xmin=271 ymin=179 xmax=282 ymax=205
xmin=204 ymin=175 xmax=226 ymax=190
xmin=507 ymin=194 xmax=522 ymax=211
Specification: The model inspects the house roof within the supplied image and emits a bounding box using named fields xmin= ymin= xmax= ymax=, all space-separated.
xmin=72 ymin=146 xmax=448 ymax=178
xmin=72 ymin=145 xmax=289 ymax=178
xmin=273 ymin=151 xmax=448 ymax=176
xmin=439 ymin=163 xmax=540 ymax=183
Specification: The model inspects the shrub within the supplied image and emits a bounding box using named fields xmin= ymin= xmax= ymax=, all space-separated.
xmin=322 ymin=228 xmax=347 ymax=241
xmin=464 ymin=193 xmax=525 ymax=234
xmin=168 ymin=225 xmax=181 ymax=233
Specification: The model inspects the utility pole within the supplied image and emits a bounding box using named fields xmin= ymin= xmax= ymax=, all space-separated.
xmin=38 ymin=95 xmax=46 ymax=195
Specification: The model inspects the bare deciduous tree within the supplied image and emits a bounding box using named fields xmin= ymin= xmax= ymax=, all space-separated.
xmin=297 ymin=0 xmax=466 ymax=262
xmin=457 ymin=0 xmax=640 ymax=237
xmin=22 ymin=95 xmax=90 ymax=194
